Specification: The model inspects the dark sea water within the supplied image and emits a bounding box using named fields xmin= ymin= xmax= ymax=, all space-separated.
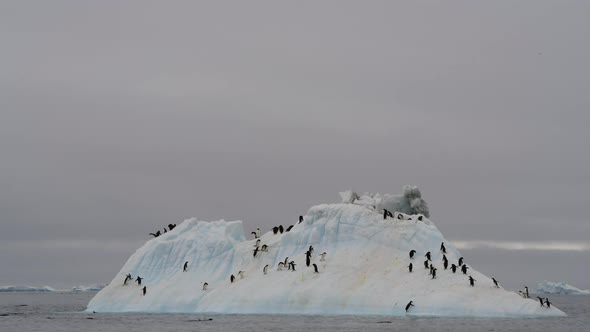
xmin=0 ymin=292 xmax=588 ymax=332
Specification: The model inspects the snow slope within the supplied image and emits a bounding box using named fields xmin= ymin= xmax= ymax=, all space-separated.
xmin=87 ymin=193 xmax=566 ymax=317
xmin=537 ymin=281 xmax=590 ymax=295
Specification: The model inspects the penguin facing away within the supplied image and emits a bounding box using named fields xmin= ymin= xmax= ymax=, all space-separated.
xmin=545 ymin=298 xmax=551 ymax=308
xmin=183 ymin=261 xmax=188 ymax=272
xmin=142 ymin=286 xmax=146 ymax=296
xmin=202 ymin=282 xmax=208 ymax=291
xmin=440 ymin=242 xmax=446 ymax=253
xmin=408 ymin=263 xmax=413 ymax=273
xmin=230 ymin=275 xmax=235 ymax=283
xmin=425 ymin=252 xmax=431 ymax=261
xmin=299 ymin=215 xmax=304 ymax=224
xmin=312 ymin=263 xmax=319 ymax=273
xmin=409 ymin=250 xmax=416 ymax=259
xmin=405 ymin=301 xmax=414 ymax=312
xmin=424 ymin=260 xmax=429 ymax=269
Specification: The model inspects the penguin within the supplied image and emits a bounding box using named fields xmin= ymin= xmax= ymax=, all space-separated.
xmin=142 ymin=286 xmax=146 ymax=296
xmin=397 ymin=214 xmax=403 ymax=220
xmin=320 ymin=252 xmax=327 ymax=262
xmin=431 ymin=267 xmax=437 ymax=279
xmin=279 ymin=225 xmax=284 ymax=233
xmin=424 ymin=260 xmax=429 ymax=269
xmin=238 ymin=271 xmax=245 ymax=279
xmin=263 ymin=264 xmax=269 ymax=275
xmin=277 ymin=262 xmax=284 ymax=271
xmin=383 ymin=209 xmax=389 ymax=220
xmin=289 ymin=261 xmax=296 ymax=271
xmin=135 ymin=276 xmax=143 ymax=285
xmin=409 ymin=250 xmax=416 ymax=259
xmin=312 ymin=263 xmax=319 ymax=273
xmin=230 ymin=274 xmax=235 ymax=283
xmin=168 ymin=223 xmax=176 ymax=231
xmin=163 ymin=228 xmax=167 ymax=233
xmin=468 ymin=276 xmax=476 ymax=287
xmin=306 ymin=254 xmax=311 ymax=267
xmin=272 ymin=226 xmax=279 ymax=235
xmin=440 ymin=242 xmax=446 ymax=254
xmin=253 ymin=246 xmax=259 ymax=258
xmin=123 ymin=273 xmax=132 ymax=286
xmin=417 ymin=216 xmax=423 ymax=221
xmin=149 ymin=231 xmax=161 ymax=238
xmin=183 ymin=261 xmax=188 ymax=272
xmin=537 ymin=296 xmax=545 ymax=307
xmin=299 ymin=215 xmax=304 ymax=224
xmin=251 ymin=231 xmax=258 ymax=239
xmin=286 ymin=225 xmax=294 ymax=232
xmin=261 ymin=244 xmax=268 ymax=252
xmin=255 ymin=239 xmax=261 ymax=248
xmin=429 ymin=265 xmax=434 ymax=276
xmin=442 ymin=254 xmax=448 ymax=263
xmin=388 ymin=210 xmax=394 ymax=218
xmin=202 ymin=282 xmax=208 ymax=291
xmin=309 ymin=245 xmax=314 ymax=254
xmin=545 ymin=298 xmax=551 ymax=308
xmin=450 ymin=264 xmax=457 ymax=273
xmin=524 ymin=286 xmax=529 ymax=298
xmin=461 ymin=265 xmax=469 ymax=275
xmin=458 ymin=257 xmax=464 ymax=266
xmin=492 ymin=278 xmax=500 ymax=288
xmin=518 ymin=291 xmax=526 ymax=298
xmin=256 ymin=228 xmax=261 ymax=238
xmin=443 ymin=259 xmax=448 ymax=270
xmin=425 ymin=252 xmax=431 ymax=261
xmin=408 ymin=263 xmax=413 ymax=273
xmin=405 ymin=301 xmax=414 ymax=312
xmin=284 ymin=257 xmax=289 ymax=267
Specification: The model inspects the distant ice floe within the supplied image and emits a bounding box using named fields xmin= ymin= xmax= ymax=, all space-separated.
xmin=536 ymin=280 xmax=590 ymax=295
xmin=0 ymin=284 xmax=107 ymax=292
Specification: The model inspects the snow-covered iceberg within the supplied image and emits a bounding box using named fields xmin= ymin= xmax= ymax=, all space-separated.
xmin=71 ymin=284 xmax=108 ymax=292
xmin=0 ymin=286 xmax=56 ymax=292
xmin=537 ymin=280 xmax=590 ymax=295
xmin=87 ymin=189 xmax=566 ymax=317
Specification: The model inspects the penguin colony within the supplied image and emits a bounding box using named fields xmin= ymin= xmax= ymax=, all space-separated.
xmin=129 ymin=208 xmax=554 ymax=314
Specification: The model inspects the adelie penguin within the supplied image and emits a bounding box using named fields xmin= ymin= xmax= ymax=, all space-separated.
xmin=238 ymin=271 xmax=245 ymax=279
xmin=443 ymin=259 xmax=448 ymax=270
xmin=405 ymin=301 xmax=414 ymax=312
xmin=135 ymin=276 xmax=143 ymax=286
xmin=142 ymin=286 xmax=146 ymax=296
xmin=277 ymin=262 xmax=284 ymax=271
xmin=537 ymin=296 xmax=545 ymax=307
xmin=230 ymin=275 xmax=235 ymax=283
xmin=261 ymin=244 xmax=268 ymax=252
xmin=272 ymin=226 xmax=278 ymax=235
xmin=202 ymin=282 xmax=208 ymax=291
xmin=417 ymin=215 xmax=423 ymax=221
xmin=409 ymin=250 xmax=416 ymax=259
xmin=289 ymin=261 xmax=296 ymax=271
xmin=450 ymin=264 xmax=457 ymax=273
xmin=279 ymin=225 xmax=284 ymax=234
xmin=523 ymin=286 xmax=529 ymax=298
xmin=408 ymin=263 xmax=413 ymax=273
xmin=286 ymin=225 xmax=293 ymax=232
xmin=424 ymin=260 xmax=429 ymax=269
xmin=545 ymin=298 xmax=551 ymax=308
xmin=251 ymin=231 xmax=258 ymax=239
xmin=440 ymin=242 xmax=446 ymax=254
xmin=431 ymin=267 xmax=437 ymax=279
xmin=149 ymin=231 xmax=161 ymax=238
xmin=320 ymin=252 xmax=327 ymax=262
xmin=299 ymin=215 xmax=304 ymax=224
xmin=284 ymin=257 xmax=289 ymax=267
xmin=492 ymin=278 xmax=500 ymax=288
xmin=253 ymin=246 xmax=259 ymax=258
xmin=312 ymin=263 xmax=319 ymax=274
xmin=256 ymin=228 xmax=261 ymax=238
xmin=425 ymin=252 xmax=431 ymax=261
xmin=306 ymin=253 xmax=311 ymax=267
xmin=458 ymin=257 xmax=464 ymax=266
xmin=183 ymin=261 xmax=189 ymax=272
xmin=468 ymin=276 xmax=476 ymax=287
xmin=461 ymin=265 xmax=469 ymax=275
xmin=123 ymin=273 xmax=132 ymax=286
xmin=309 ymin=245 xmax=314 ymax=254
xmin=263 ymin=265 xmax=269 ymax=275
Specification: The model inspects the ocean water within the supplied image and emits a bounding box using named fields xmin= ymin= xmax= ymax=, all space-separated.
xmin=0 ymin=292 xmax=587 ymax=332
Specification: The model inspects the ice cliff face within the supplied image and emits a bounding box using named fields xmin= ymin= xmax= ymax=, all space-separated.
xmin=87 ymin=195 xmax=566 ymax=317
xmin=537 ymin=281 xmax=590 ymax=295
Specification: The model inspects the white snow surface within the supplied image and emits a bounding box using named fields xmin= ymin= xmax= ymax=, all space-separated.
xmin=537 ymin=280 xmax=590 ymax=295
xmin=88 ymin=199 xmax=565 ymax=317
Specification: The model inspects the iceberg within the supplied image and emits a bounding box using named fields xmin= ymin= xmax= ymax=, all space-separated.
xmin=536 ymin=280 xmax=590 ymax=295
xmin=71 ymin=284 xmax=108 ymax=292
xmin=87 ymin=189 xmax=566 ymax=317
xmin=0 ymin=286 xmax=56 ymax=292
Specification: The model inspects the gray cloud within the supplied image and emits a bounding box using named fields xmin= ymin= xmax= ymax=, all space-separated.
xmin=1 ymin=1 xmax=589 ymax=289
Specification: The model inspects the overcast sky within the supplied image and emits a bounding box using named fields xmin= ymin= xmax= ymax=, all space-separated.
xmin=1 ymin=1 xmax=589 ymax=290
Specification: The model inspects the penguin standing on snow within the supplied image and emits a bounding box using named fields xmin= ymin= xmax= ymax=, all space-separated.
xmin=253 ymin=246 xmax=259 ymax=258
xmin=299 ymin=215 xmax=304 ymax=224
xmin=443 ymin=258 xmax=449 ymax=270
xmin=408 ymin=263 xmax=413 ymax=273
xmin=431 ymin=267 xmax=437 ymax=279
xmin=492 ymin=278 xmax=500 ymax=288
xmin=312 ymin=263 xmax=319 ymax=273
xmin=461 ymin=265 xmax=469 ymax=275
xmin=238 ymin=271 xmax=245 ymax=279
xmin=440 ymin=242 xmax=446 ymax=254
xmin=279 ymin=225 xmax=284 ymax=233
xmin=261 ymin=244 xmax=268 ymax=252
xmin=263 ymin=265 xmax=269 ymax=275
xmin=320 ymin=252 xmax=327 ymax=262
xmin=545 ymin=298 xmax=551 ymax=308
xmin=409 ymin=250 xmax=416 ymax=259
xmin=230 ymin=275 xmax=235 ymax=283
xmin=289 ymin=261 xmax=296 ymax=271
xmin=251 ymin=231 xmax=258 ymax=239
xmin=142 ymin=286 xmax=146 ymax=296
xmin=256 ymin=228 xmax=261 ymax=238
xmin=123 ymin=273 xmax=132 ymax=286
xmin=458 ymin=257 xmax=464 ymax=266
xmin=524 ymin=286 xmax=530 ymax=298
xmin=135 ymin=276 xmax=143 ymax=285
xmin=468 ymin=276 xmax=476 ymax=287
xmin=277 ymin=262 xmax=284 ymax=271
xmin=424 ymin=260 xmax=430 ymax=269
xmin=273 ymin=226 xmax=279 ymax=234
xmin=202 ymin=282 xmax=208 ymax=291
xmin=305 ymin=251 xmax=311 ymax=267
xmin=183 ymin=261 xmax=188 ymax=272
xmin=405 ymin=301 xmax=414 ymax=312
xmin=284 ymin=257 xmax=289 ymax=267
xmin=425 ymin=252 xmax=431 ymax=261
xmin=286 ymin=225 xmax=294 ymax=232
xmin=537 ymin=296 xmax=545 ymax=307
xmin=309 ymin=245 xmax=314 ymax=254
